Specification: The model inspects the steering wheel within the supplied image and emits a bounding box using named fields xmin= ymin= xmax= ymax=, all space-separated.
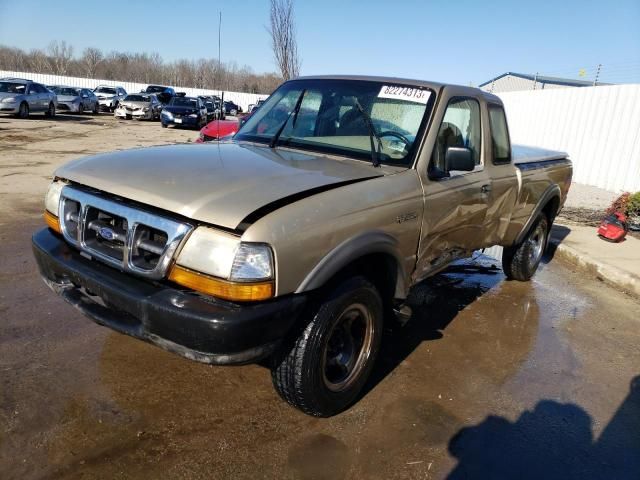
xmin=379 ymin=130 xmax=411 ymax=147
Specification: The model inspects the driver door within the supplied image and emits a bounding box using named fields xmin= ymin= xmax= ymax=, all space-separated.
xmin=414 ymin=96 xmax=492 ymax=281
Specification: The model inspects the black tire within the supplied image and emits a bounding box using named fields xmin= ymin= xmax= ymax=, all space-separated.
xmin=78 ymin=103 xmax=84 ymax=114
xmin=18 ymin=102 xmax=29 ymax=119
xmin=502 ymin=213 xmax=549 ymax=281
xmin=271 ymin=276 xmax=383 ymax=417
xmin=161 ymin=123 xmax=167 ymax=128
xmin=92 ymin=102 xmax=99 ymax=114
xmin=44 ymin=102 xmax=55 ymax=118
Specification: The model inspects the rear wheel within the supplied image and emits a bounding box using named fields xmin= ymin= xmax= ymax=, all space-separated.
xmin=271 ymin=276 xmax=383 ymax=417
xmin=502 ymin=213 xmax=549 ymax=281
xmin=44 ymin=102 xmax=55 ymax=118
xmin=18 ymin=102 xmax=29 ymax=119
xmin=78 ymin=103 xmax=84 ymax=114
xmin=92 ymin=102 xmax=99 ymax=114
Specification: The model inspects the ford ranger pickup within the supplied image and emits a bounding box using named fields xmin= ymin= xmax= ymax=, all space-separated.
xmin=33 ymin=75 xmax=572 ymax=416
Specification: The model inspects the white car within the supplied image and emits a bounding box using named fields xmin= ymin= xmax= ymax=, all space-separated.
xmin=114 ymin=94 xmax=162 ymax=120
xmin=93 ymin=85 xmax=127 ymax=112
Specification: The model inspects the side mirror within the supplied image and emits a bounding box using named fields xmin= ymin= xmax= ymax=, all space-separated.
xmin=445 ymin=147 xmax=475 ymax=172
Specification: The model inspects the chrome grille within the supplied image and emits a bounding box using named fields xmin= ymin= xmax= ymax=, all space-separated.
xmin=58 ymin=186 xmax=193 ymax=280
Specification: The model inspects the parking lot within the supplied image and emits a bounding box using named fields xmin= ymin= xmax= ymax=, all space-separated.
xmin=1 ymin=115 xmax=639 ymax=479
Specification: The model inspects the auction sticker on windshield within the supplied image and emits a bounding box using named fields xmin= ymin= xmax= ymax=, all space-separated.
xmin=378 ymin=85 xmax=431 ymax=104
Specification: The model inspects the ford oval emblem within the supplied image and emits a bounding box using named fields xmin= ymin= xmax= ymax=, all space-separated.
xmin=99 ymin=227 xmax=115 ymax=240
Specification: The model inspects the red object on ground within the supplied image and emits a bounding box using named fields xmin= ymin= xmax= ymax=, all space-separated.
xmin=196 ymin=119 xmax=240 ymax=143
xmin=597 ymin=212 xmax=628 ymax=242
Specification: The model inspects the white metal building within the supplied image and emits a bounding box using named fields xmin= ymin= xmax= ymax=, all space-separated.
xmin=479 ymin=72 xmax=599 ymax=93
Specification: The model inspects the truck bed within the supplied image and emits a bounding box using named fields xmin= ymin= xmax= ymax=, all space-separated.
xmin=512 ymin=145 xmax=568 ymax=164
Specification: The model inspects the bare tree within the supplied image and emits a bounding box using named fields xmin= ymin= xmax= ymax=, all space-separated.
xmin=268 ymin=0 xmax=301 ymax=80
xmin=48 ymin=40 xmax=74 ymax=75
xmin=0 ymin=42 xmax=281 ymax=94
xmin=28 ymin=49 xmax=51 ymax=73
xmin=81 ymin=47 xmax=103 ymax=78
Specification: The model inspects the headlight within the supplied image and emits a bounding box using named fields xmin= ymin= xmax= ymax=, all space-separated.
xmin=43 ymin=180 xmax=65 ymax=234
xmin=188 ymin=113 xmax=198 ymax=118
xmin=45 ymin=180 xmax=64 ymax=215
xmin=175 ymin=227 xmax=238 ymax=278
xmin=1 ymin=97 xmax=17 ymax=103
xmin=169 ymin=227 xmax=274 ymax=301
xmin=162 ymin=110 xmax=173 ymax=118
xmin=142 ymin=107 xmax=149 ymax=112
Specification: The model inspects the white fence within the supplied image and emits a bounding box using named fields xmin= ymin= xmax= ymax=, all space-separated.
xmin=498 ymin=84 xmax=640 ymax=192
xmin=0 ymin=70 xmax=269 ymax=111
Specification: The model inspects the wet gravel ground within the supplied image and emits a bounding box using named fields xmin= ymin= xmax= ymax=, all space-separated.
xmin=1 ymin=210 xmax=639 ymax=480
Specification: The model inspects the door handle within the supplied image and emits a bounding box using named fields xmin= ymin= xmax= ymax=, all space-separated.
xmin=481 ymin=184 xmax=492 ymax=194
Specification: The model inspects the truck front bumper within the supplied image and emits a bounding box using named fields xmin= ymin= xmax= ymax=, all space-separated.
xmin=32 ymin=228 xmax=307 ymax=365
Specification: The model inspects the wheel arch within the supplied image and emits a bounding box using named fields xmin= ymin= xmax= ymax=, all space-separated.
xmin=514 ymin=184 xmax=561 ymax=245
xmin=294 ymin=231 xmax=407 ymax=301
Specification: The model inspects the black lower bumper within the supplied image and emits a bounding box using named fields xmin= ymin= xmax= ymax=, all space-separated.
xmin=32 ymin=228 xmax=307 ymax=365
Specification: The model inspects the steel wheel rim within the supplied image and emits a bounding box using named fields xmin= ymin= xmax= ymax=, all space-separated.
xmin=322 ymin=303 xmax=375 ymax=392
xmin=528 ymin=222 xmax=546 ymax=265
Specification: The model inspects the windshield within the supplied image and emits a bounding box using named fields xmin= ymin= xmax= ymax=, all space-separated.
xmin=170 ymin=97 xmax=198 ymax=107
xmin=95 ymin=87 xmax=116 ymax=94
xmin=125 ymin=94 xmax=150 ymax=102
xmin=235 ymin=79 xmax=435 ymax=166
xmin=146 ymin=86 xmax=166 ymax=93
xmin=52 ymin=87 xmax=80 ymax=96
xmin=0 ymin=82 xmax=26 ymax=94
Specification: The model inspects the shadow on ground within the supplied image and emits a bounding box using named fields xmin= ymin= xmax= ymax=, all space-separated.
xmin=544 ymin=224 xmax=572 ymax=262
xmin=363 ymin=256 xmax=506 ymax=397
xmin=447 ymin=376 xmax=640 ymax=480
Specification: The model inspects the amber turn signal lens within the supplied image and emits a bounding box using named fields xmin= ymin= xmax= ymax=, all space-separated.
xmin=44 ymin=210 xmax=62 ymax=234
xmin=168 ymin=265 xmax=274 ymax=302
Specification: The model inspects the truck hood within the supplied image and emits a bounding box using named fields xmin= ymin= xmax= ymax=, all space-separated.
xmin=55 ymin=143 xmax=384 ymax=230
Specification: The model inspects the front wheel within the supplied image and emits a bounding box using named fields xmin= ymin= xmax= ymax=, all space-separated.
xmin=502 ymin=213 xmax=549 ymax=281
xmin=44 ymin=102 xmax=55 ymax=118
xmin=18 ymin=102 xmax=29 ymax=119
xmin=271 ymin=276 xmax=383 ymax=417
xmin=92 ymin=102 xmax=99 ymax=114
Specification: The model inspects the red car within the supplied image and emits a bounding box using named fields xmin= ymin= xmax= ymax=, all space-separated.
xmin=196 ymin=118 xmax=240 ymax=143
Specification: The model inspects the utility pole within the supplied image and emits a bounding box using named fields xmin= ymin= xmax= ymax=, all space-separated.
xmin=218 ymin=11 xmax=224 ymax=120
xmin=594 ymin=64 xmax=602 ymax=86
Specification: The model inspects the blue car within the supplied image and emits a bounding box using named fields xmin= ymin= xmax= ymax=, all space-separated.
xmin=161 ymin=96 xmax=208 ymax=129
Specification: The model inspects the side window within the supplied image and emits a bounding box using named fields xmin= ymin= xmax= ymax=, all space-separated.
xmin=488 ymin=105 xmax=511 ymax=164
xmin=430 ymin=97 xmax=482 ymax=174
xmin=29 ymin=84 xmax=41 ymax=94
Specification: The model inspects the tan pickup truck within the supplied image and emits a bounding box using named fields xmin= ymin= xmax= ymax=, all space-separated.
xmin=33 ymin=75 xmax=572 ymax=416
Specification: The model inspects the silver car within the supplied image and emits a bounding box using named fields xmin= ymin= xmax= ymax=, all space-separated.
xmin=49 ymin=86 xmax=99 ymax=114
xmin=93 ymin=85 xmax=127 ymax=112
xmin=0 ymin=78 xmax=57 ymax=118
xmin=114 ymin=93 xmax=162 ymax=120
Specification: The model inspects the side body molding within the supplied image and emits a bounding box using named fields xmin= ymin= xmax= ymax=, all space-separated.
xmin=514 ymin=184 xmax=561 ymax=245
xmin=295 ymin=230 xmax=408 ymax=298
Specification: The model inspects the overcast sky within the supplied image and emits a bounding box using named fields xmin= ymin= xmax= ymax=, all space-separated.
xmin=1 ymin=0 xmax=638 ymax=85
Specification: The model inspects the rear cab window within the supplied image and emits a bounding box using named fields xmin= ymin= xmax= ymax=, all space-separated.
xmin=488 ymin=104 xmax=511 ymax=164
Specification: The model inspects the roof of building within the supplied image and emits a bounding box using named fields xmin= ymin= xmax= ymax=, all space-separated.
xmin=478 ymin=72 xmax=598 ymax=88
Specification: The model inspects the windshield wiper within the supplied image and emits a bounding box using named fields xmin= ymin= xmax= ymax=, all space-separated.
xmin=353 ymin=98 xmax=383 ymax=167
xmin=269 ymin=89 xmax=306 ymax=149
